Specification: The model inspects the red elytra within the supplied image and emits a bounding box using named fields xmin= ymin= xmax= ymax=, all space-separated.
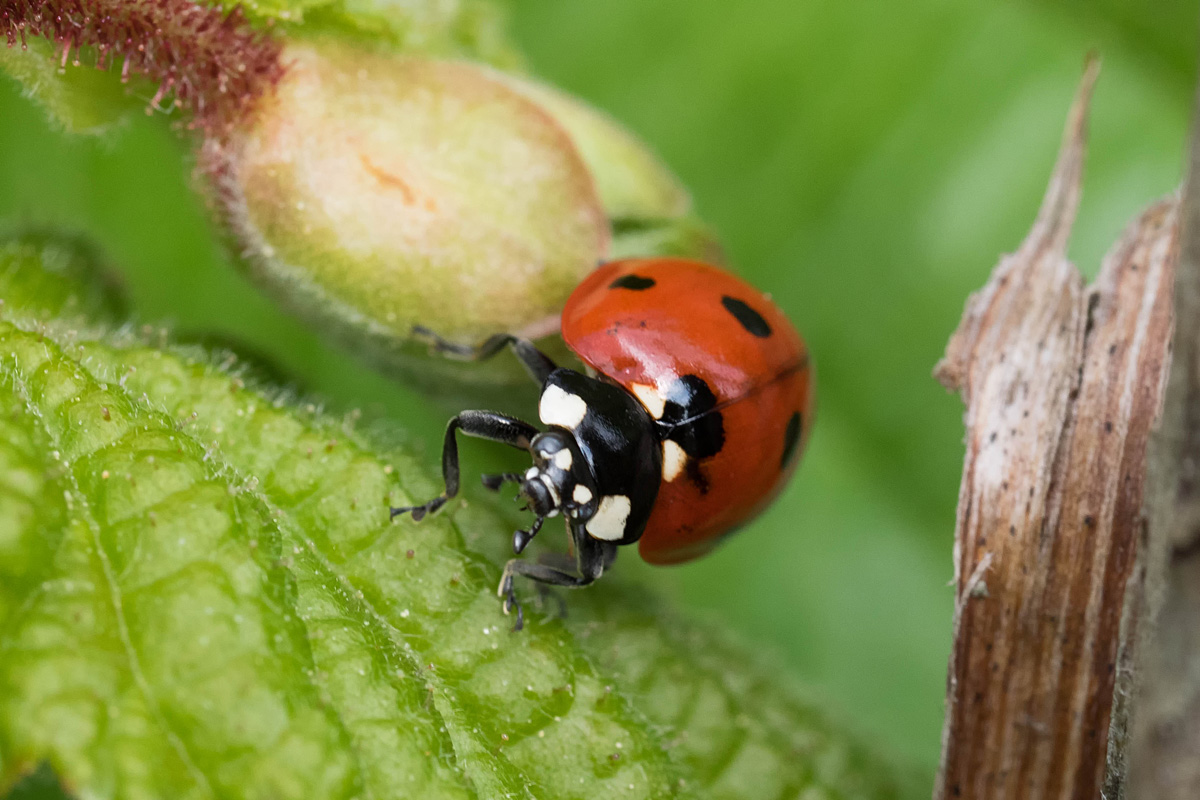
xmin=561 ymin=257 xmax=814 ymax=565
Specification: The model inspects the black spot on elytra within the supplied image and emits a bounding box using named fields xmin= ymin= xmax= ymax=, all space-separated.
xmin=610 ymin=274 xmax=656 ymax=291
xmin=722 ymin=296 xmax=772 ymax=337
xmin=658 ymin=375 xmax=725 ymax=463
xmin=780 ymin=412 xmax=802 ymax=468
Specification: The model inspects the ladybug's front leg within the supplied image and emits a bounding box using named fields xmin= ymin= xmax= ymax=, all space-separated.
xmin=512 ymin=515 xmax=545 ymax=555
xmin=497 ymin=530 xmax=616 ymax=631
xmin=391 ymin=410 xmax=539 ymax=521
xmin=531 ymin=552 xmax=576 ymax=620
xmin=480 ymin=472 xmax=524 ymax=491
xmin=411 ymin=327 xmax=558 ymax=384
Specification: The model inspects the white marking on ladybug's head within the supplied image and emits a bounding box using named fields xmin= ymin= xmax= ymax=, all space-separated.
xmin=572 ymin=484 xmax=593 ymax=504
xmin=553 ymin=449 xmax=573 ymax=470
xmin=662 ymin=440 xmax=688 ymax=482
xmin=538 ymin=474 xmax=561 ymax=506
xmin=525 ymin=466 xmax=538 ymax=480
xmin=539 ymin=384 xmax=588 ymax=429
xmin=586 ymin=494 xmax=631 ymax=541
xmin=630 ymin=382 xmax=666 ymax=419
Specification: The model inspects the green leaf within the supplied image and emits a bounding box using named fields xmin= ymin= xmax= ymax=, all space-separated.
xmin=0 ymin=228 xmax=126 ymax=321
xmin=0 ymin=237 xmax=900 ymax=799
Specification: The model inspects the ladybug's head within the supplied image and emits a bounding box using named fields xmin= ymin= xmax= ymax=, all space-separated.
xmin=519 ymin=429 xmax=589 ymax=520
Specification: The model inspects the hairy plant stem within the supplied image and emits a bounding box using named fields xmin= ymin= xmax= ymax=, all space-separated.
xmin=1 ymin=0 xmax=282 ymax=135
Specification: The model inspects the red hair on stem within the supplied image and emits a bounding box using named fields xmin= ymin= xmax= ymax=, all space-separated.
xmin=1 ymin=0 xmax=283 ymax=137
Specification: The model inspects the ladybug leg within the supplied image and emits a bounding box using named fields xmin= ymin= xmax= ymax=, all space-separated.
xmin=412 ymin=326 xmax=557 ymax=384
xmin=536 ymin=551 xmax=577 ymax=571
xmin=496 ymin=533 xmax=616 ymax=631
xmin=512 ymin=515 xmax=545 ymax=554
xmin=533 ymin=582 xmax=569 ymax=620
xmin=533 ymin=552 xmax=575 ymax=619
xmin=391 ymin=410 xmax=539 ymax=521
xmin=480 ymin=471 xmax=523 ymax=491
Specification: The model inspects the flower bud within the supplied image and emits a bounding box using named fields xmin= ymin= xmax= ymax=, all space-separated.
xmin=494 ymin=75 xmax=725 ymax=264
xmin=213 ymin=42 xmax=606 ymax=348
xmin=494 ymin=74 xmax=690 ymax=222
xmin=208 ymin=41 xmax=713 ymax=402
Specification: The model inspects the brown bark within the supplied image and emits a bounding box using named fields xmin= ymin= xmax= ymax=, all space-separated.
xmin=933 ymin=60 xmax=1178 ymax=800
xmin=1126 ymin=59 xmax=1200 ymax=800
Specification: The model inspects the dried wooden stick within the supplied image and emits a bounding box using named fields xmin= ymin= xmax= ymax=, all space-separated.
xmin=933 ymin=59 xmax=1178 ymax=800
xmin=1125 ymin=60 xmax=1200 ymax=800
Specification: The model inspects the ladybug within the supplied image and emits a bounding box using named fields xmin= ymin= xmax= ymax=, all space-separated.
xmin=392 ymin=257 xmax=814 ymax=628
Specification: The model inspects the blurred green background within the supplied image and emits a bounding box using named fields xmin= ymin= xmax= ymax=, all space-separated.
xmin=0 ymin=0 xmax=1192 ymax=787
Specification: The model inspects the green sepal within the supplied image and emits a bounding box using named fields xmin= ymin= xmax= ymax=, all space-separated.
xmin=0 ymin=41 xmax=144 ymax=136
